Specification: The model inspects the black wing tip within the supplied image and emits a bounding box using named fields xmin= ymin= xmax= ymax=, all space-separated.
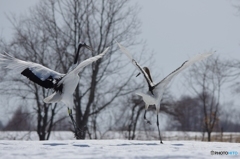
xmin=21 ymin=68 xmax=55 ymax=89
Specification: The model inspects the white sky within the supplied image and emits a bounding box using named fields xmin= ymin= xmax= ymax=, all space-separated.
xmin=135 ymin=0 xmax=240 ymax=73
xmin=1 ymin=0 xmax=240 ymax=76
xmin=1 ymin=0 xmax=240 ymax=123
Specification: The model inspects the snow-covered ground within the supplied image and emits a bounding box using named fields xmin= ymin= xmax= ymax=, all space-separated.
xmin=0 ymin=140 xmax=239 ymax=159
xmin=0 ymin=131 xmax=239 ymax=158
xmin=1 ymin=131 xmax=239 ymax=142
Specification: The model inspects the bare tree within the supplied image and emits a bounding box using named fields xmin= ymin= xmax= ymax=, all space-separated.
xmin=220 ymin=106 xmax=240 ymax=132
xmin=54 ymin=0 xmax=143 ymax=139
xmin=0 ymin=0 xmax=143 ymax=140
xmin=173 ymin=95 xmax=203 ymax=131
xmin=118 ymin=95 xmax=145 ymax=140
xmin=3 ymin=106 xmax=32 ymax=131
xmin=185 ymin=55 xmax=232 ymax=141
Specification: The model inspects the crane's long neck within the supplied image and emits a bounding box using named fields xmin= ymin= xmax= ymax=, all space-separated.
xmin=143 ymin=67 xmax=153 ymax=83
xmin=74 ymin=44 xmax=83 ymax=65
xmin=143 ymin=67 xmax=154 ymax=95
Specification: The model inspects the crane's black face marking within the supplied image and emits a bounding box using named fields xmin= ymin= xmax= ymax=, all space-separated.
xmin=21 ymin=68 xmax=54 ymax=89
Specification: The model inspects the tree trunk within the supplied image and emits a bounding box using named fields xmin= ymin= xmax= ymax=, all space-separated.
xmin=207 ymin=131 xmax=211 ymax=142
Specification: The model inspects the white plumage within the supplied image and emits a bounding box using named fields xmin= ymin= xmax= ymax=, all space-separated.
xmin=0 ymin=47 xmax=109 ymax=108
xmin=118 ymin=42 xmax=214 ymax=143
xmin=0 ymin=53 xmax=64 ymax=80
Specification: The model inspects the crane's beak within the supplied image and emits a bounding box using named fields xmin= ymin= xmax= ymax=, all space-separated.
xmin=84 ymin=44 xmax=94 ymax=52
xmin=136 ymin=72 xmax=141 ymax=77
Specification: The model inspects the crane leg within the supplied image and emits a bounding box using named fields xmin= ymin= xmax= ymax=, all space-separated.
xmin=68 ymin=107 xmax=82 ymax=139
xmin=157 ymin=114 xmax=163 ymax=144
xmin=144 ymin=110 xmax=151 ymax=125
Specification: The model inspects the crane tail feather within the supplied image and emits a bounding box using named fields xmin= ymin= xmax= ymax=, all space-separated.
xmin=43 ymin=92 xmax=62 ymax=103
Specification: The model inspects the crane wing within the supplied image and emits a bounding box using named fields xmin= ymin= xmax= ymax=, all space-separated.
xmin=72 ymin=47 xmax=109 ymax=75
xmin=0 ymin=52 xmax=64 ymax=89
xmin=154 ymin=50 xmax=215 ymax=91
xmin=117 ymin=43 xmax=154 ymax=88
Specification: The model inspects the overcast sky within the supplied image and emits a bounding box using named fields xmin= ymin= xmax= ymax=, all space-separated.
xmin=133 ymin=0 xmax=240 ymax=101
xmin=1 ymin=0 xmax=240 ymax=76
xmin=1 ymin=0 xmax=240 ymax=123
